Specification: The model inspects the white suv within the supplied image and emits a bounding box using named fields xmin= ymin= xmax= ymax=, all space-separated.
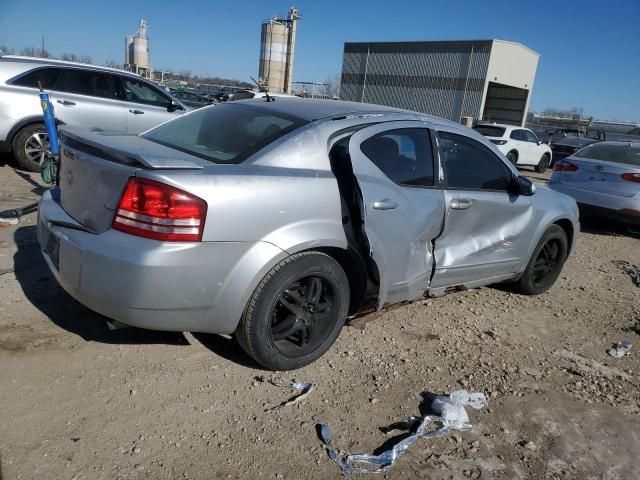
xmin=473 ymin=123 xmax=552 ymax=173
xmin=0 ymin=55 xmax=187 ymax=171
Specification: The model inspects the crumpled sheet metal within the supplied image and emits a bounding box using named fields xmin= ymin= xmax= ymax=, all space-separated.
xmin=268 ymin=381 xmax=313 ymax=411
xmin=319 ymin=390 xmax=488 ymax=475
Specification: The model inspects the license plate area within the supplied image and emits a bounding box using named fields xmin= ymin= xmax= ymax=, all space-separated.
xmin=44 ymin=230 xmax=60 ymax=269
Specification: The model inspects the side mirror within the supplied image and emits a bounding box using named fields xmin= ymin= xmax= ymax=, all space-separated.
xmin=167 ymin=100 xmax=181 ymax=112
xmin=514 ymin=175 xmax=536 ymax=196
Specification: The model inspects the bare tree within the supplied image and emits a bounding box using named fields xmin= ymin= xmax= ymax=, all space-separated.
xmin=0 ymin=45 xmax=15 ymax=54
xmin=104 ymin=59 xmax=120 ymax=69
xmin=323 ymin=74 xmax=341 ymax=98
xmin=78 ymin=55 xmax=92 ymax=64
xmin=61 ymin=53 xmax=79 ymax=62
xmin=20 ymin=47 xmax=37 ymax=57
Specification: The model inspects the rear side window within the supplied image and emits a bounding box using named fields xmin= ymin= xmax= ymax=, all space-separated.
xmin=143 ymin=103 xmax=308 ymax=164
xmin=510 ymin=129 xmax=526 ymax=141
xmin=524 ymin=130 xmax=539 ymax=143
xmin=57 ymin=69 xmax=119 ymax=99
xmin=122 ymin=77 xmax=170 ymax=107
xmin=360 ymin=128 xmax=434 ymax=187
xmin=439 ymin=131 xmax=513 ymax=191
xmin=11 ymin=67 xmax=62 ymax=89
xmin=575 ymin=143 xmax=640 ymax=166
xmin=473 ymin=126 xmax=505 ymax=137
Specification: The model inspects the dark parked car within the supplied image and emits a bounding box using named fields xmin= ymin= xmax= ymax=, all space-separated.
xmin=169 ymin=89 xmax=213 ymax=109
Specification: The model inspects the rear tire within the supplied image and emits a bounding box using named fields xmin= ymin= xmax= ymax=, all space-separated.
xmin=514 ymin=225 xmax=568 ymax=295
xmin=536 ymin=154 xmax=551 ymax=173
xmin=11 ymin=124 xmax=49 ymax=172
xmin=235 ymin=252 xmax=350 ymax=370
xmin=506 ymin=151 xmax=518 ymax=165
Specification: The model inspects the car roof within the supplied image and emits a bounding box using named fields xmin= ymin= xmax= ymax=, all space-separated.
xmin=584 ymin=140 xmax=640 ymax=148
xmin=475 ymin=123 xmax=523 ymax=130
xmin=0 ymin=54 xmax=138 ymax=76
xmin=232 ymin=97 xmax=465 ymax=129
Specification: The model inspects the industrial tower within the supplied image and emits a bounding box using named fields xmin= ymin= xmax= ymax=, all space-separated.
xmin=258 ymin=7 xmax=301 ymax=94
xmin=125 ymin=19 xmax=152 ymax=79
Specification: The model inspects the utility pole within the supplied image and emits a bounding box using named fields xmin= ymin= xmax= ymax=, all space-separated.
xmin=41 ymin=36 xmax=45 ymax=56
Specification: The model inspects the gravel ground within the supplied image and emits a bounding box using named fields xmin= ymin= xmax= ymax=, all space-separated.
xmin=1 ymin=156 xmax=639 ymax=479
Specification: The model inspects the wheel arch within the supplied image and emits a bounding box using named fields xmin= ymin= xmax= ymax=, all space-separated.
xmin=507 ymin=149 xmax=519 ymax=160
xmin=7 ymin=116 xmax=65 ymax=150
xmin=553 ymin=218 xmax=575 ymax=254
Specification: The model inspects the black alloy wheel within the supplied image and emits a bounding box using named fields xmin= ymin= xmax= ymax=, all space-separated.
xmin=531 ymin=237 xmax=563 ymax=287
xmin=514 ymin=225 xmax=568 ymax=295
xmin=270 ymin=275 xmax=335 ymax=355
xmin=235 ymin=252 xmax=349 ymax=370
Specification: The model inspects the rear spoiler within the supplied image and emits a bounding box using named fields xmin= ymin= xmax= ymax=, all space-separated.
xmin=59 ymin=127 xmax=204 ymax=170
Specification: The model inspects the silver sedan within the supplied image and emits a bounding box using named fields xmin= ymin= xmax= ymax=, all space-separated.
xmin=549 ymin=141 xmax=640 ymax=225
xmin=38 ymin=99 xmax=579 ymax=370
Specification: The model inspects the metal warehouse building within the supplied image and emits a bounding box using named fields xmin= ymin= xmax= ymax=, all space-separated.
xmin=340 ymin=39 xmax=539 ymax=126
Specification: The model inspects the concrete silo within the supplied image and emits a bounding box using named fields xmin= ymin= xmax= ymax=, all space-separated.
xmin=124 ymin=19 xmax=152 ymax=79
xmin=258 ymin=7 xmax=300 ymax=94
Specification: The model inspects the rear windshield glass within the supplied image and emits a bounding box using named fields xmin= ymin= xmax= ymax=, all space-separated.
xmin=142 ymin=103 xmax=308 ymax=164
xmin=575 ymin=143 xmax=640 ymax=166
xmin=473 ymin=126 xmax=506 ymax=137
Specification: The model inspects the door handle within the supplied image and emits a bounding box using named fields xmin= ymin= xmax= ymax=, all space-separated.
xmin=129 ymin=109 xmax=145 ymax=115
xmin=56 ymin=100 xmax=76 ymax=106
xmin=450 ymin=198 xmax=473 ymax=210
xmin=372 ymin=199 xmax=399 ymax=210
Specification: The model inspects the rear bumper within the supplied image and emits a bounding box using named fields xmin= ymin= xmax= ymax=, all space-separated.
xmin=38 ymin=189 xmax=287 ymax=334
xmin=549 ymin=182 xmax=640 ymax=224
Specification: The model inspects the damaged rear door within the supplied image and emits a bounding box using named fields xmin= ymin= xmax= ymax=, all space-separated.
xmin=430 ymin=129 xmax=535 ymax=288
xmin=348 ymin=122 xmax=445 ymax=308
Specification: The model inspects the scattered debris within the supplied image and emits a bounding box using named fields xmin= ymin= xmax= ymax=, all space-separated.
xmin=521 ymin=440 xmax=537 ymax=451
xmin=319 ymin=390 xmax=487 ymax=475
xmin=0 ymin=217 xmax=19 ymax=226
xmin=554 ymin=349 xmax=631 ymax=380
xmin=608 ymin=340 xmax=632 ymax=359
xmin=267 ymin=381 xmax=313 ymax=411
xmin=612 ymin=260 xmax=640 ymax=287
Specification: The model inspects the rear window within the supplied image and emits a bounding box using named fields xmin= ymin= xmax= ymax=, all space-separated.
xmin=11 ymin=67 xmax=62 ymax=89
xmin=575 ymin=143 xmax=640 ymax=166
xmin=143 ymin=103 xmax=308 ymax=164
xmin=473 ymin=126 xmax=506 ymax=137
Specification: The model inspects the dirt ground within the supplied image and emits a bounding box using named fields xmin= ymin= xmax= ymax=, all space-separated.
xmin=1 ymin=154 xmax=639 ymax=480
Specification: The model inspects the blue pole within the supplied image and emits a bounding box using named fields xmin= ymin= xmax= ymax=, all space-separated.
xmin=39 ymin=91 xmax=59 ymax=156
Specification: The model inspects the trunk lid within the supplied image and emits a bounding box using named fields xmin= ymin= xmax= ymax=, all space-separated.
xmin=559 ymin=156 xmax=640 ymax=197
xmin=58 ymin=127 xmax=205 ymax=233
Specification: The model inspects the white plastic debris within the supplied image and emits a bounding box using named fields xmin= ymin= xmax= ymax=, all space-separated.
xmin=268 ymin=381 xmax=313 ymax=411
xmin=431 ymin=390 xmax=487 ymax=429
xmin=608 ymin=340 xmax=632 ymax=358
xmin=319 ymin=390 xmax=487 ymax=475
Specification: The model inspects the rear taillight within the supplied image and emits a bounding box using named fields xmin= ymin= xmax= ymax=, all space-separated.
xmin=553 ymin=161 xmax=578 ymax=172
xmin=621 ymin=173 xmax=640 ymax=184
xmin=490 ymin=139 xmax=508 ymax=145
xmin=112 ymin=177 xmax=207 ymax=242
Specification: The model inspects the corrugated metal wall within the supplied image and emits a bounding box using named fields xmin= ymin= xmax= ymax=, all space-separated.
xmin=340 ymin=41 xmax=491 ymax=122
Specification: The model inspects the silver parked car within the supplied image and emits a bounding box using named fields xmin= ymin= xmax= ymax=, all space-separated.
xmin=549 ymin=141 xmax=640 ymax=224
xmin=38 ymin=99 xmax=579 ymax=370
xmin=0 ymin=55 xmax=186 ymax=172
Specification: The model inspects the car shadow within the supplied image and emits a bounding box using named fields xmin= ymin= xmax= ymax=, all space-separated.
xmin=12 ymin=168 xmax=47 ymax=196
xmin=12 ymin=225 xmax=187 ymax=346
xmin=579 ymin=217 xmax=640 ymax=239
xmin=192 ymin=333 xmax=265 ymax=370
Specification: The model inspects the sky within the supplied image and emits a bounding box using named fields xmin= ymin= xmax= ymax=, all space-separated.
xmin=1 ymin=0 xmax=639 ymax=121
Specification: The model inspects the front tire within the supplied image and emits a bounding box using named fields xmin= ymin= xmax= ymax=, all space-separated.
xmin=514 ymin=225 xmax=568 ymax=295
xmin=12 ymin=124 xmax=50 ymax=173
xmin=235 ymin=252 xmax=350 ymax=370
xmin=536 ymin=154 xmax=551 ymax=173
